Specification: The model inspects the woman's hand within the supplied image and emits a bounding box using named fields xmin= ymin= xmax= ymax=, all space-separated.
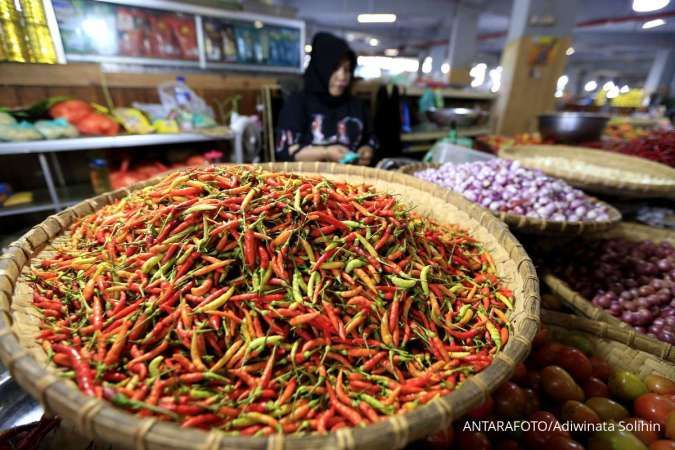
xmin=324 ymin=145 xmax=350 ymax=162
xmin=357 ymin=146 xmax=374 ymax=165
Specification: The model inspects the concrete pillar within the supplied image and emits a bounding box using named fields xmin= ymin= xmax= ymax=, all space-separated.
xmin=644 ymin=49 xmax=675 ymax=99
xmin=447 ymin=3 xmax=479 ymax=86
xmin=430 ymin=44 xmax=448 ymax=80
xmin=494 ymin=0 xmax=578 ymax=134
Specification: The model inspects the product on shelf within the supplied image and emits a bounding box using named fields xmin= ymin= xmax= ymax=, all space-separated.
xmin=543 ymin=238 xmax=675 ymax=344
xmin=415 ymin=159 xmax=610 ymax=222
xmin=603 ymin=122 xmax=649 ymax=141
xmin=418 ymin=325 xmax=675 ymax=450
xmin=0 ymin=120 xmax=42 ymax=141
xmin=34 ymin=118 xmax=78 ymax=139
xmin=29 ymin=165 xmax=513 ymax=433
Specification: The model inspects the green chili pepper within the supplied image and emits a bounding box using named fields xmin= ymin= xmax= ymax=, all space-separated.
xmin=294 ymin=188 xmax=302 ymax=211
xmin=455 ymin=304 xmax=471 ymax=322
xmin=361 ymin=394 xmax=394 ymax=415
xmin=495 ymin=292 xmax=514 ymax=310
xmin=183 ymin=203 xmax=217 ymax=216
xmin=141 ymin=255 xmax=162 ymax=274
xmin=292 ymin=271 xmax=304 ymax=302
xmin=486 ymin=321 xmax=501 ymax=352
xmin=307 ymin=271 xmax=319 ymax=300
xmin=148 ymin=355 xmax=164 ymax=378
xmin=420 ymin=265 xmax=432 ymax=296
xmin=345 ymin=259 xmax=366 ymax=273
xmin=341 ymin=220 xmax=363 ymax=229
xmin=388 ymin=275 xmax=417 ymax=289
xmin=248 ymin=335 xmax=283 ymax=352
xmin=190 ymin=388 xmax=212 ymax=399
xmin=355 ymin=233 xmax=378 ymax=258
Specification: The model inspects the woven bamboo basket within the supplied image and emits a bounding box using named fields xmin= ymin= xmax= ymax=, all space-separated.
xmin=542 ymin=310 xmax=674 ymax=378
xmin=399 ymin=162 xmax=621 ymax=235
xmin=0 ymin=162 xmax=540 ymax=450
xmin=544 ymin=222 xmax=675 ymax=363
xmin=499 ymin=145 xmax=675 ymax=199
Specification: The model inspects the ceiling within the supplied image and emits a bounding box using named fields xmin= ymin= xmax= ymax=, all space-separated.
xmin=274 ymin=0 xmax=675 ymax=80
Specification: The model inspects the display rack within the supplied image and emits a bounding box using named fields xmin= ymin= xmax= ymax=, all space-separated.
xmin=0 ymin=132 xmax=241 ymax=218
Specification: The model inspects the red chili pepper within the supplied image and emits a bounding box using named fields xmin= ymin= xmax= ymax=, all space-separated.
xmin=52 ymin=343 xmax=95 ymax=396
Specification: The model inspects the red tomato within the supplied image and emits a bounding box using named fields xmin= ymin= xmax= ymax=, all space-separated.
xmin=623 ymin=417 xmax=660 ymax=446
xmin=425 ymin=426 xmax=453 ymax=450
xmin=589 ymin=356 xmax=613 ymax=382
xmin=49 ymin=99 xmax=93 ymax=124
xmin=533 ymin=327 xmax=551 ymax=348
xmin=635 ymin=394 xmax=675 ymax=426
xmin=522 ymin=411 xmax=570 ymax=449
xmin=555 ymin=347 xmax=593 ymax=382
xmin=494 ymin=382 xmax=527 ymax=418
xmin=583 ymin=377 xmax=610 ymax=398
xmin=512 ymin=362 xmax=528 ymax=385
xmin=454 ymin=430 xmax=492 ymax=450
xmin=547 ymin=436 xmax=585 ymax=450
xmin=645 ymin=375 xmax=675 ymax=395
xmin=467 ymin=396 xmax=494 ymax=419
xmin=541 ymin=366 xmax=585 ymax=403
xmin=667 ymin=411 xmax=675 ymax=440
xmin=498 ymin=439 xmax=525 ymax=450
xmin=522 ymin=388 xmax=541 ymax=416
xmin=534 ymin=342 xmax=564 ymax=367
xmin=526 ymin=370 xmax=542 ymax=391
xmin=650 ymin=441 xmax=675 ymax=450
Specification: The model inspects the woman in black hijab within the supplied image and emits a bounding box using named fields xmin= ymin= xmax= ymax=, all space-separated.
xmin=275 ymin=32 xmax=377 ymax=164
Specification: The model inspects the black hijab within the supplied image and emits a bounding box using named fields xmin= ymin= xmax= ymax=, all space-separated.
xmin=304 ymin=32 xmax=356 ymax=106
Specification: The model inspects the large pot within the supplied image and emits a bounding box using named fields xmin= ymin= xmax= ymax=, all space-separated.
xmin=538 ymin=112 xmax=609 ymax=143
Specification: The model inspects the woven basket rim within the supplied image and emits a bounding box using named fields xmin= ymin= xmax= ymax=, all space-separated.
xmin=399 ymin=162 xmax=622 ymax=236
xmin=543 ymin=222 xmax=675 ymax=363
xmin=0 ymin=162 xmax=540 ymax=450
xmin=499 ymin=145 xmax=675 ymax=199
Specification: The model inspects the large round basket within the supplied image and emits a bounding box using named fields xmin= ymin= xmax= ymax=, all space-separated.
xmin=399 ymin=162 xmax=621 ymax=236
xmin=499 ymin=145 xmax=675 ymax=199
xmin=543 ymin=222 xmax=675 ymax=363
xmin=542 ymin=310 xmax=674 ymax=378
xmin=0 ymin=163 xmax=540 ymax=450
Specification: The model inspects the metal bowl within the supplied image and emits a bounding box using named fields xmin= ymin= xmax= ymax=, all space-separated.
xmin=426 ymin=107 xmax=485 ymax=127
xmin=538 ymin=112 xmax=610 ymax=143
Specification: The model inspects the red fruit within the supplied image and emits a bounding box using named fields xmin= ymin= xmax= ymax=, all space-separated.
xmin=494 ymin=382 xmax=527 ymax=418
xmin=512 ymin=362 xmax=528 ymax=385
xmin=533 ymin=327 xmax=551 ymax=348
xmin=583 ymin=377 xmax=610 ymax=398
xmin=522 ymin=411 xmax=569 ymax=449
xmin=533 ymin=342 xmax=564 ymax=367
xmin=635 ymin=393 xmax=675 ymax=426
xmin=547 ymin=436 xmax=585 ymax=450
xmin=499 ymin=439 xmax=525 ymax=450
xmin=49 ymin=99 xmax=93 ymax=124
xmin=623 ymin=417 xmax=659 ymax=446
xmin=455 ymin=430 xmax=492 ymax=450
xmin=589 ymin=356 xmax=613 ymax=382
xmin=555 ymin=347 xmax=593 ymax=382
xmin=425 ymin=426 xmax=454 ymax=450
xmin=650 ymin=441 xmax=675 ymax=450
xmin=467 ymin=396 xmax=494 ymax=419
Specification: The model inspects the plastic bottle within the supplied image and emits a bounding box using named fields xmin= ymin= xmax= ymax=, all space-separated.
xmin=89 ymin=158 xmax=111 ymax=194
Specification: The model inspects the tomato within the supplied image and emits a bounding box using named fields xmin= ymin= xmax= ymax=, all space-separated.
xmin=512 ymin=362 xmax=528 ymax=384
xmin=644 ymin=375 xmax=675 ymax=395
xmin=76 ymin=113 xmax=120 ymax=136
xmin=468 ymin=396 xmax=494 ymax=419
xmin=667 ymin=411 xmax=675 ymax=440
xmin=589 ymin=356 xmax=613 ymax=382
xmin=650 ymin=441 xmax=675 ymax=450
xmin=494 ymin=382 xmax=527 ymax=418
xmin=541 ymin=366 xmax=585 ymax=403
xmin=526 ymin=370 xmax=542 ymax=391
xmin=49 ymin=99 xmax=93 ymax=124
xmin=533 ymin=326 xmax=551 ymax=348
xmin=454 ymin=430 xmax=492 ymax=450
xmin=561 ymin=334 xmax=595 ymax=356
xmin=534 ymin=342 xmax=565 ymax=367
xmin=522 ymin=411 xmax=570 ymax=449
xmin=425 ymin=426 xmax=453 ymax=449
xmin=560 ymin=400 xmax=601 ymax=424
xmin=635 ymin=394 xmax=675 ymax=426
xmin=584 ymin=377 xmax=610 ymax=398
xmin=522 ymin=388 xmax=541 ymax=416
xmin=585 ymin=397 xmax=630 ymax=421
xmin=556 ymin=346 xmax=593 ymax=382
xmin=547 ymin=436 xmax=585 ymax=450
xmin=588 ymin=429 xmax=648 ymax=450
xmin=610 ymin=371 xmax=649 ymax=401
xmin=498 ymin=439 xmax=525 ymax=450
xmin=622 ymin=418 xmax=660 ymax=446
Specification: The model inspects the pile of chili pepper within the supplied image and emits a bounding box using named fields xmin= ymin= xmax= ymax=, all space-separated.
xmin=28 ymin=166 xmax=514 ymax=435
xmin=586 ymin=130 xmax=675 ymax=168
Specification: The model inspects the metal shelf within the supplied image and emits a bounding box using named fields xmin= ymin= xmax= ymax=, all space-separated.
xmin=0 ymin=133 xmax=233 ymax=156
xmin=401 ymin=126 xmax=492 ymax=142
xmin=0 ymin=184 xmax=93 ymax=218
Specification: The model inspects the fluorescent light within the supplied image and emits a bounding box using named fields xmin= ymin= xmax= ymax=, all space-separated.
xmin=422 ymin=56 xmax=432 ymax=74
xmin=584 ymin=80 xmax=597 ymax=92
xmin=346 ymin=33 xmax=355 ymax=42
xmin=620 ymin=85 xmax=630 ymax=93
xmin=555 ymin=91 xmax=563 ymax=98
xmin=566 ymin=47 xmax=575 ymax=56
xmin=642 ymin=18 xmax=665 ymax=28
xmin=603 ymin=81 xmax=616 ymax=91
xmin=441 ymin=62 xmax=449 ymax=74
xmin=557 ymin=75 xmax=569 ymax=91
xmin=253 ymin=20 xmax=263 ymax=29
xmin=304 ymin=44 xmax=312 ymax=53
xmin=607 ymin=86 xmax=620 ymax=98
xmin=633 ymin=0 xmax=670 ymax=12
xmin=470 ymin=63 xmax=487 ymax=87
xmin=384 ymin=48 xmax=399 ymax=56
xmin=369 ymin=38 xmax=379 ymax=47
xmin=358 ymin=13 xmax=396 ymax=23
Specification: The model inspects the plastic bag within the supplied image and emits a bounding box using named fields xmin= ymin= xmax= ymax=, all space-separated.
xmin=0 ymin=121 xmax=43 ymax=141
xmin=0 ymin=112 xmax=16 ymax=126
xmin=157 ymin=80 xmax=214 ymax=118
xmin=113 ymin=108 xmax=154 ymax=134
xmin=34 ymin=118 xmax=79 ymax=139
